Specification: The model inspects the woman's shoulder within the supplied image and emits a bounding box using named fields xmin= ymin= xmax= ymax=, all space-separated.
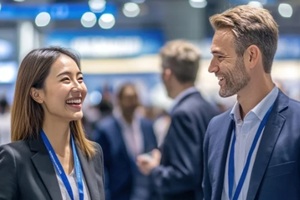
xmin=90 ymin=141 xmax=102 ymax=155
xmin=0 ymin=140 xmax=29 ymax=152
xmin=0 ymin=140 xmax=31 ymax=163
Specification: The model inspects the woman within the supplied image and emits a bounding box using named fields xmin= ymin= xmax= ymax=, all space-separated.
xmin=0 ymin=47 xmax=105 ymax=200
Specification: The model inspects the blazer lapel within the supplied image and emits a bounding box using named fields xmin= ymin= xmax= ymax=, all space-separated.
xmin=247 ymin=92 xmax=288 ymax=200
xmin=214 ymin=117 xmax=235 ymax=199
xmin=77 ymin=147 xmax=101 ymax=200
xmin=30 ymin=138 xmax=62 ymax=200
xmin=114 ymin=117 xmax=136 ymax=163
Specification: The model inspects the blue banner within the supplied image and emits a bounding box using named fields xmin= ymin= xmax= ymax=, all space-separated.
xmin=45 ymin=29 xmax=165 ymax=58
xmin=275 ymin=35 xmax=300 ymax=60
xmin=0 ymin=3 xmax=116 ymax=20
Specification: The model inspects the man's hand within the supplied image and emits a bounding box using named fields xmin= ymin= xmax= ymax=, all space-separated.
xmin=136 ymin=149 xmax=161 ymax=175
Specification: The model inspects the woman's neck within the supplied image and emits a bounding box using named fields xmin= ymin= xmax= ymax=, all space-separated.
xmin=42 ymin=120 xmax=74 ymax=174
xmin=43 ymin=124 xmax=70 ymax=153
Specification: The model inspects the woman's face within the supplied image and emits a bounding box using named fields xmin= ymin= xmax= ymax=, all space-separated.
xmin=37 ymin=54 xmax=87 ymax=124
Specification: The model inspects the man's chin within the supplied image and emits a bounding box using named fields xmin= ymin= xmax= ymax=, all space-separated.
xmin=219 ymin=90 xmax=235 ymax=98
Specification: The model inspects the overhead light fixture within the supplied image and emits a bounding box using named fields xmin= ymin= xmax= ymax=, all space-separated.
xmin=35 ymin=12 xmax=51 ymax=27
xmin=189 ymin=0 xmax=207 ymax=8
xmin=278 ymin=3 xmax=293 ymax=18
xmin=99 ymin=13 xmax=115 ymax=29
xmin=123 ymin=2 xmax=140 ymax=18
xmin=89 ymin=0 xmax=106 ymax=13
xmin=81 ymin=12 xmax=97 ymax=28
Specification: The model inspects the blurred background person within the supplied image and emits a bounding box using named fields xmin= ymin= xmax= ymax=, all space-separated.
xmin=94 ymin=82 xmax=158 ymax=200
xmin=0 ymin=96 xmax=11 ymax=145
xmin=83 ymin=90 xmax=113 ymax=141
xmin=137 ymin=39 xmax=220 ymax=200
xmin=153 ymin=109 xmax=171 ymax=147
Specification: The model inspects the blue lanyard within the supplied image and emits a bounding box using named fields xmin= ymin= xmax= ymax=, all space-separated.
xmin=228 ymin=104 xmax=274 ymax=200
xmin=41 ymin=130 xmax=84 ymax=200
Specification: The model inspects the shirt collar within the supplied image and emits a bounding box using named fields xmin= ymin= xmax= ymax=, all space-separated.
xmin=230 ymin=86 xmax=279 ymax=122
xmin=169 ymin=86 xmax=198 ymax=113
xmin=113 ymin=107 xmax=141 ymax=127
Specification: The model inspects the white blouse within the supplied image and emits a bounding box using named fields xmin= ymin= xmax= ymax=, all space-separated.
xmin=55 ymin=168 xmax=91 ymax=200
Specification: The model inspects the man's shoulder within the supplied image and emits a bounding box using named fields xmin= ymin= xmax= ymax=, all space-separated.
xmin=101 ymin=115 xmax=117 ymax=124
xmin=95 ymin=115 xmax=119 ymax=131
xmin=175 ymin=91 xmax=219 ymax=113
xmin=210 ymin=109 xmax=230 ymax=121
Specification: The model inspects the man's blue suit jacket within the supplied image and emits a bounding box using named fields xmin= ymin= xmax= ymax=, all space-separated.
xmin=151 ymin=90 xmax=219 ymax=200
xmin=203 ymin=90 xmax=300 ymax=200
xmin=94 ymin=116 xmax=157 ymax=200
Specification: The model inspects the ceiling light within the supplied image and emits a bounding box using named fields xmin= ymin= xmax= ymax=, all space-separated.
xmin=98 ymin=13 xmax=115 ymax=29
xmin=123 ymin=2 xmax=140 ymax=18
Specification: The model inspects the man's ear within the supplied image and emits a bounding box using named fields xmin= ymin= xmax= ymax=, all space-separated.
xmin=244 ymin=45 xmax=260 ymax=69
xmin=30 ymin=87 xmax=43 ymax=104
xmin=163 ymin=68 xmax=172 ymax=80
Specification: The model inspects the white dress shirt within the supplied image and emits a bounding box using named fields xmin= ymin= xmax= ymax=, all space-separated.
xmin=114 ymin=109 xmax=144 ymax=158
xmin=114 ymin=109 xmax=148 ymax=200
xmin=168 ymin=86 xmax=198 ymax=114
xmin=222 ymin=87 xmax=278 ymax=200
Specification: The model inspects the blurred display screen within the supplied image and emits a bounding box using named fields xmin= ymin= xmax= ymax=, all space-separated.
xmin=0 ymin=3 xmax=116 ymax=20
xmin=0 ymin=61 xmax=17 ymax=84
xmin=45 ymin=29 xmax=164 ymax=58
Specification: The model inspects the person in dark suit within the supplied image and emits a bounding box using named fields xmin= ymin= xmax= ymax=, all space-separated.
xmin=94 ymin=83 xmax=158 ymax=200
xmin=0 ymin=47 xmax=105 ymax=200
xmin=137 ymin=40 xmax=219 ymax=200
xmin=203 ymin=5 xmax=300 ymax=200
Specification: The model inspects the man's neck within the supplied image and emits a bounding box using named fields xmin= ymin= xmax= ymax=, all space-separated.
xmin=171 ymin=82 xmax=194 ymax=99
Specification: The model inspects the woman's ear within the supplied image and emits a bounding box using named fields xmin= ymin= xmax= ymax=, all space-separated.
xmin=30 ymin=87 xmax=43 ymax=104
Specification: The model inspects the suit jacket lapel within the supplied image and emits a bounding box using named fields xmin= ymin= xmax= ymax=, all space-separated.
xmin=214 ymin=117 xmax=235 ymax=199
xmin=247 ymin=91 xmax=288 ymax=200
xmin=30 ymin=138 xmax=63 ymax=200
xmin=77 ymin=147 xmax=101 ymax=200
xmin=114 ymin=117 xmax=136 ymax=164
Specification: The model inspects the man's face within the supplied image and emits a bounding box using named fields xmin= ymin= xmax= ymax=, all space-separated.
xmin=161 ymin=67 xmax=173 ymax=99
xmin=119 ymin=86 xmax=139 ymax=115
xmin=208 ymin=28 xmax=250 ymax=97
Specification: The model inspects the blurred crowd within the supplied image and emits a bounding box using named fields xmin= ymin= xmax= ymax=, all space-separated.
xmin=0 ymin=96 xmax=11 ymax=145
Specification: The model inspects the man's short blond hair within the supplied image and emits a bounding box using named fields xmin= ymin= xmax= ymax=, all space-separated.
xmin=209 ymin=5 xmax=278 ymax=73
xmin=160 ymin=40 xmax=201 ymax=83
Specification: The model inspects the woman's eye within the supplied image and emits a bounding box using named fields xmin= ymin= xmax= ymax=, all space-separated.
xmin=61 ymin=77 xmax=70 ymax=82
xmin=78 ymin=77 xmax=84 ymax=82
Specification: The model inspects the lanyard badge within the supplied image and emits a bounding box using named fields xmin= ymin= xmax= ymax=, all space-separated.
xmin=228 ymin=104 xmax=274 ymax=200
xmin=41 ymin=130 xmax=84 ymax=200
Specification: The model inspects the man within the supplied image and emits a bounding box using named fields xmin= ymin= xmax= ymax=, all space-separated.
xmin=203 ymin=5 xmax=300 ymax=200
xmin=137 ymin=40 xmax=219 ymax=200
xmin=94 ymin=83 xmax=157 ymax=200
